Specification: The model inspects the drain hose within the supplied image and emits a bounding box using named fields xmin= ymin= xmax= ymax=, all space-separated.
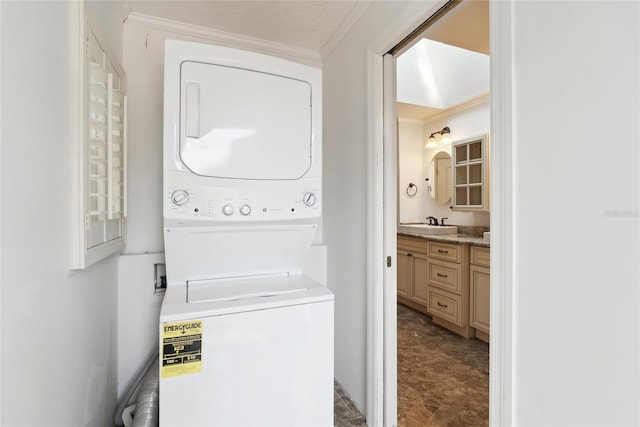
xmin=113 ymin=352 xmax=158 ymax=426
xmin=132 ymin=356 xmax=159 ymax=427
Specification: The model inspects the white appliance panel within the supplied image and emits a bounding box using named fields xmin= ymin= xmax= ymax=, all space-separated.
xmin=163 ymin=170 xmax=321 ymax=223
xmin=163 ymin=40 xmax=322 ymax=181
xmin=187 ymin=276 xmax=310 ymax=304
xmin=160 ymin=275 xmax=333 ymax=321
xmin=180 ymin=61 xmax=312 ymax=180
xmin=159 ymin=298 xmax=334 ymax=427
xmin=163 ymin=225 xmax=317 ymax=283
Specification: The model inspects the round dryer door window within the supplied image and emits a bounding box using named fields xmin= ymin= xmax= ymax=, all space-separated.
xmin=179 ymin=61 xmax=313 ymax=180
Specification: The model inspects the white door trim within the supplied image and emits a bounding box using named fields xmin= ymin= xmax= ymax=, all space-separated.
xmin=488 ymin=1 xmax=515 ymax=425
xmin=382 ymin=53 xmax=398 ymax=427
xmin=366 ymin=1 xmax=515 ymax=425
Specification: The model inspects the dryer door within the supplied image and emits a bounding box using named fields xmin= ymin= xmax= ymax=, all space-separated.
xmin=179 ymin=61 xmax=312 ymax=180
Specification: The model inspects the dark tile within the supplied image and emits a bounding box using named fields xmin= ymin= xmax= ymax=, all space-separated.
xmin=334 ymin=381 xmax=366 ymax=427
xmin=397 ymin=303 xmax=488 ymax=426
xmin=334 ymin=304 xmax=488 ymax=426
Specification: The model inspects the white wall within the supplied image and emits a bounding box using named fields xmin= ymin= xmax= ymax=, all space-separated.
xmin=422 ymin=101 xmax=490 ymax=226
xmin=117 ymin=253 xmax=164 ymax=400
xmin=123 ymin=22 xmax=166 ymax=255
xmin=398 ymin=101 xmax=491 ymax=227
xmin=323 ymin=0 xmax=412 ymax=413
xmin=398 ymin=119 xmax=425 ymax=223
xmin=87 ymin=0 xmax=124 ymax=64
xmin=511 ymin=1 xmax=639 ymax=425
xmin=1 ymin=1 xmax=123 ymax=425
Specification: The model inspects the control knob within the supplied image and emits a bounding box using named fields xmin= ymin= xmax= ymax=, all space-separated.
xmin=239 ymin=204 xmax=251 ymax=216
xmin=171 ymin=189 xmax=190 ymax=206
xmin=222 ymin=204 xmax=234 ymax=216
xmin=303 ymin=192 xmax=317 ymax=207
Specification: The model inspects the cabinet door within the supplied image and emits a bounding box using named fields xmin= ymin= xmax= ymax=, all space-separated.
xmin=397 ymin=250 xmax=412 ymax=298
xmin=412 ymin=253 xmax=429 ymax=305
xmin=452 ymin=134 xmax=489 ymax=211
xmin=470 ymin=265 xmax=490 ymax=333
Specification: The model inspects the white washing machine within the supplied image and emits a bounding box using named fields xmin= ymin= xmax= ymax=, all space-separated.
xmin=159 ymin=40 xmax=334 ymax=426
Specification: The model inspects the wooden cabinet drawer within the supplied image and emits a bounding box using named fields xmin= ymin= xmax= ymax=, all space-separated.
xmin=427 ymin=241 xmax=461 ymax=263
xmin=397 ymin=236 xmax=428 ymax=255
xmin=470 ymin=245 xmax=490 ymax=267
xmin=427 ymin=259 xmax=462 ymax=294
xmin=427 ymin=287 xmax=462 ymax=326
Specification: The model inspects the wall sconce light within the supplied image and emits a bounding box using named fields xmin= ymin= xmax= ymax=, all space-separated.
xmin=425 ymin=126 xmax=451 ymax=148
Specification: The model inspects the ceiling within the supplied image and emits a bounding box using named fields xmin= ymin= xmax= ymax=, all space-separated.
xmin=397 ymin=39 xmax=489 ymax=109
xmin=397 ymin=0 xmax=490 ymax=121
xmin=124 ymin=0 xmax=365 ymax=53
xmin=426 ymin=0 xmax=489 ymax=56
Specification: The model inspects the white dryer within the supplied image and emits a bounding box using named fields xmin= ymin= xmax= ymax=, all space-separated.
xmin=159 ymin=40 xmax=333 ymax=426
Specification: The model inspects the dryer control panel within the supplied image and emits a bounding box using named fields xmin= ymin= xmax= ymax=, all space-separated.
xmin=164 ymin=172 xmax=320 ymax=223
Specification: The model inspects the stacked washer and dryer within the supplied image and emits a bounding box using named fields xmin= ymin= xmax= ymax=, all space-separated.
xmin=159 ymin=40 xmax=334 ymax=426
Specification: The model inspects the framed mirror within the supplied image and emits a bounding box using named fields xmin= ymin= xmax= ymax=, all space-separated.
xmin=426 ymin=151 xmax=452 ymax=205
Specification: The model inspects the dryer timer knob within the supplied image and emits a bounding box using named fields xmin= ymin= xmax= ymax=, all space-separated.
xmin=171 ymin=189 xmax=190 ymax=206
xmin=303 ymin=192 xmax=317 ymax=207
xmin=222 ymin=204 xmax=234 ymax=216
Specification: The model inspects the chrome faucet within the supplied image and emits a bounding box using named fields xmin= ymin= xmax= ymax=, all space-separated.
xmin=426 ymin=216 xmax=439 ymax=226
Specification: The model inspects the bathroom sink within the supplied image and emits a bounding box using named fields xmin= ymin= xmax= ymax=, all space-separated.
xmin=397 ymin=223 xmax=458 ymax=235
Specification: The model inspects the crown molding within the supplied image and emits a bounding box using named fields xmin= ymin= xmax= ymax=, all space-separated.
xmin=124 ymin=12 xmax=322 ymax=67
xmin=398 ymin=117 xmax=424 ymax=125
xmin=320 ymin=1 xmax=372 ymax=59
xmin=422 ymin=92 xmax=490 ymax=124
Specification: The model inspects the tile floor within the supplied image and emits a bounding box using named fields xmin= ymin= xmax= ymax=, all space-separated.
xmin=334 ymin=303 xmax=489 ymax=426
xmin=397 ymin=303 xmax=489 ymax=426
xmin=334 ymin=381 xmax=367 ymax=427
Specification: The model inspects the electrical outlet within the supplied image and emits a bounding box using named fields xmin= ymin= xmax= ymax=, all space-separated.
xmin=154 ymin=263 xmax=167 ymax=294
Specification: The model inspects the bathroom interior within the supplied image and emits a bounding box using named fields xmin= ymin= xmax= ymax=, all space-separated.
xmin=395 ymin=1 xmax=491 ymax=425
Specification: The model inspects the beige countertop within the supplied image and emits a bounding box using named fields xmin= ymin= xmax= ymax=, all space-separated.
xmin=397 ymin=232 xmax=490 ymax=247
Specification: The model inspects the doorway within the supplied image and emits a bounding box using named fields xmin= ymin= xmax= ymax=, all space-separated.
xmin=395 ymin=1 xmax=490 ymax=424
xmin=366 ymin=1 xmax=514 ymax=425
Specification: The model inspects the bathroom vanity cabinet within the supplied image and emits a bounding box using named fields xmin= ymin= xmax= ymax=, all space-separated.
xmin=397 ymin=235 xmax=474 ymax=338
xmin=470 ymin=246 xmax=490 ymax=342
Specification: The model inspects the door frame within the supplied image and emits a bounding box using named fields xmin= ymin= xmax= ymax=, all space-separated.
xmin=365 ymin=1 xmax=515 ymax=425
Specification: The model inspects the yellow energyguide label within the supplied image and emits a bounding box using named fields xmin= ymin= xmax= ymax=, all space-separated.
xmin=161 ymin=320 xmax=203 ymax=378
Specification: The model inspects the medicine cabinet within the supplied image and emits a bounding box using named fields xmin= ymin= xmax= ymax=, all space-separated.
xmin=70 ymin=8 xmax=127 ymax=269
xmin=451 ymin=134 xmax=489 ymax=211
